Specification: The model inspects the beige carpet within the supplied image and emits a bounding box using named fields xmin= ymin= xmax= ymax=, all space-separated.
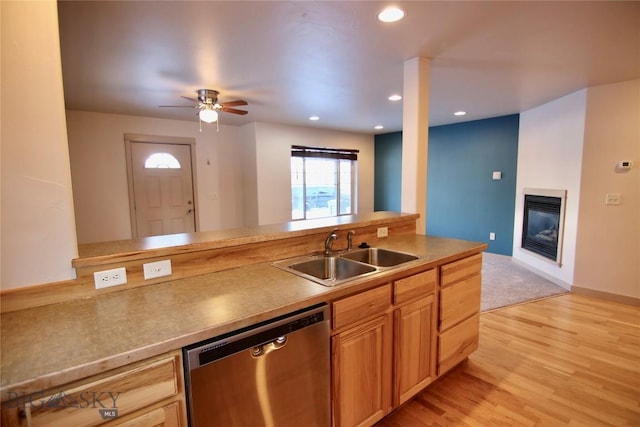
xmin=481 ymin=252 xmax=569 ymax=312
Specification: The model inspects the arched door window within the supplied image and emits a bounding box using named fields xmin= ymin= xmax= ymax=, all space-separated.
xmin=144 ymin=152 xmax=181 ymax=169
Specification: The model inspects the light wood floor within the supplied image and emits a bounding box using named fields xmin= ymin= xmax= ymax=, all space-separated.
xmin=377 ymin=294 xmax=640 ymax=426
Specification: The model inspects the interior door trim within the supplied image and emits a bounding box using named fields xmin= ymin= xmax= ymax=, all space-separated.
xmin=124 ymin=133 xmax=199 ymax=238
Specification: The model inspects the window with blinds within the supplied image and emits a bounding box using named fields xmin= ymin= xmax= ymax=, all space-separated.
xmin=291 ymin=145 xmax=358 ymax=220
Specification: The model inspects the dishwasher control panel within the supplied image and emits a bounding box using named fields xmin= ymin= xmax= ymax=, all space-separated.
xmin=184 ymin=303 xmax=328 ymax=368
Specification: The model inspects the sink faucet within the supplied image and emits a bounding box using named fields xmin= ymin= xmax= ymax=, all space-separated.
xmin=347 ymin=230 xmax=355 ymax=250
xmin=324 ymin=229 xmax=338 ymax=256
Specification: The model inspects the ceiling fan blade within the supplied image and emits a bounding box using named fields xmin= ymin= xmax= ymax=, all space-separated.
xmin=220 ymin=100 xmax=248 ymax=107
xmin=158 ymin=105 xmax=198 ymax=108
xmin=180 ymin=96 xmax=198 ymax=102
xmin=221 ymin=107 xmax=248 ymax=115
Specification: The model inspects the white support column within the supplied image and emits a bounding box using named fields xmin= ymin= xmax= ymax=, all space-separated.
xmin=401 ymin=57 xmax=430 ymax=234
xmin=1 ymin=0 xmax=79 ymax=289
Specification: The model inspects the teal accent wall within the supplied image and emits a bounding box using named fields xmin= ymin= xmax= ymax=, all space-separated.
xmin=374 ymin=132 xmax=402 ymax=211
xmin=428 ymin=115 xmax=519 ymax=255
xmin=374 ymin=114 xmax=519 ymax=255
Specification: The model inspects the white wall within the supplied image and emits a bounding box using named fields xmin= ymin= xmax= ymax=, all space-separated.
xmin=252 ymin=122 xmax=375 ymax=225
xmin=66 ymin=111 xmax=247 ymax=243
xmin=67 ymin=113 xmax=375 ymax=242
xmin=514 ymin=80 xmax=640 ymax=299
xmin=513 ymin=90 xmax=587 ymax=288
xmin=574 ymin=80 xmax=639 ymax=298
xmin=239 ymin=123 xmax=259 ymax=227
xmin=1 ymin=1 xmax=78 ymax=290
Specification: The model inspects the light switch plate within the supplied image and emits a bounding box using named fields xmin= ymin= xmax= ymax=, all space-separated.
xmin=377 ymin=227 xmax=388 ymax=238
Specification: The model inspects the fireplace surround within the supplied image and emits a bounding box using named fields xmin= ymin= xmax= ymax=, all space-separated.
xmin=521 ymin=188 xmax=567 ymax=266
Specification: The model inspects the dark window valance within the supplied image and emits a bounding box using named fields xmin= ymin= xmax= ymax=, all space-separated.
xmin=291 ymin=145 xmax=358 ymax=161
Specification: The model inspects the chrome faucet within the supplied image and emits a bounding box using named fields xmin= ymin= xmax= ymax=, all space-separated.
xmin=324 ymin=229 xmax=338 ymax=256
xmin=347 ymin=230 xmax=355 ymax=250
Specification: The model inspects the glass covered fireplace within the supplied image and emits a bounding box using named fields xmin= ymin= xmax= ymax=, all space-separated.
xmin=521 ymin=189 xmax=567 ymax=265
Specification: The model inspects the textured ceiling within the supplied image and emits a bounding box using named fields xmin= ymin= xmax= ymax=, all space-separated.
xmin=58 ymin=1 xmax=640 ymax=133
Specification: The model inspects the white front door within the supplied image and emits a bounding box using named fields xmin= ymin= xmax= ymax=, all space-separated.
xmin=130 ymin=142 xmax=196 ymax=238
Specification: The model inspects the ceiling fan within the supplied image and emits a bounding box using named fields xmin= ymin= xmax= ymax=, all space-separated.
xmin=160 ymin=89 xmax=248 ymax=124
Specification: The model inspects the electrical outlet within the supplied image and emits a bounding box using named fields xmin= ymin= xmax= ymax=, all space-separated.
xmin=605 ymin=193 xmax=621 ymax=205
xmin=377 ymin=227 xmax=388 ymax=238
xmin=94 ymin=267 xmax=127 ymax=289
xmin=143 ymin=259 xmax=172 ymax=280
xmin=489 ymin=232 xmax=496 ymax=241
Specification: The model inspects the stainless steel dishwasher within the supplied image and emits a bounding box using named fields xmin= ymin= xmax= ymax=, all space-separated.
xmin=183 ymin=303 xmax=330 ymax=427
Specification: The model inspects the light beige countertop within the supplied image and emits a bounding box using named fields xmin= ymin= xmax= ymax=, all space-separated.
xmin=1 ymin=234 xmax=485 ymax=399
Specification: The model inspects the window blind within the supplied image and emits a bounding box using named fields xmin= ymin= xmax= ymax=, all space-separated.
xmin=291 ymin=145 xmax=358 ymax=161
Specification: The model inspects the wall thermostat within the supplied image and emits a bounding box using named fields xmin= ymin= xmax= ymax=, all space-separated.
xmin=617 ymin=161 xmax=633 ymax=170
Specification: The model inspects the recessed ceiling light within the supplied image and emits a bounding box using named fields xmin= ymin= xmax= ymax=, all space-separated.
xmin=374 ymin=125 xmax=384 ymax=130
xmin=454 ymin=111 xmax=467 ymax=116
xmin=309 ymin=116 xmax=320 ymax=121
xmin=388 ymin=94 xmax=402 ymax=101
xmin=377 ymin=6 xmax=405 ymax=23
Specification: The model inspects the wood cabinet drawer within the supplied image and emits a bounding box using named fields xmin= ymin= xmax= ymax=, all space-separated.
xmin=110 ymin=401 xmax=181 ymax=427
xmin=332 ymin=284 xmax=391 ymax=330
xmin=438 ymin=313 xmax=480 ymax=375
xmin=9 ymin=353 xmax=180 ymax=427
xmin=441 ymin=253 xmax=482 ymax=287
xmin=393 ymin=269 xmax=436 ymax=305
xmin=440 ymin=274 xmax=481 ymax=331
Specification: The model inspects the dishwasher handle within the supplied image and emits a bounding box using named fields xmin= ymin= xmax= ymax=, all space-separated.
xmin=251 ymin=335 xmax=287 ymax=357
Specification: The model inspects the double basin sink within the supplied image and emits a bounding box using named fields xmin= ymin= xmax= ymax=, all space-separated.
xmin=272 ymin=247 xmax=422 ymax=287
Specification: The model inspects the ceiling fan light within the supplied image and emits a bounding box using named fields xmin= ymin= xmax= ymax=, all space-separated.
xmin=199 ymin=108 xmax=218 ymax=123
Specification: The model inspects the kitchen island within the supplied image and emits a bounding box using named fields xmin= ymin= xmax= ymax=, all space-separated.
xmin=1 ymin=212 xmax=486 ymax=426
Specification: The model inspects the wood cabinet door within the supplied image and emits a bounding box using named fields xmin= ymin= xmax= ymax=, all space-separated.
xmin=394 ymin=294 xmax=437 ymax=406
xmin=332 ymin=314 xmax=392 ymax=427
